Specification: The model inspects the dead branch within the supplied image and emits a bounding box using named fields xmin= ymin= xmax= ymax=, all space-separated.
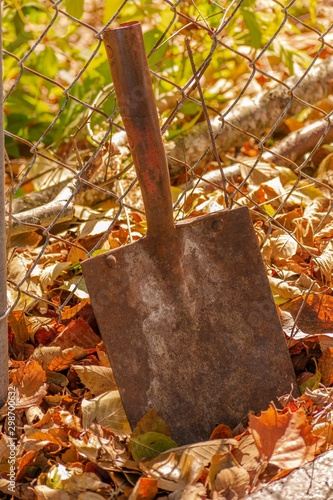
xmin=167 ymin=55 xmax=333 ymax=176
xmin=264 ymin=118 xmax=333 ymax=167
xmin=11 ymin=180 xmax=68 ymax=214
xmin=7 ymin=180 xmax=77 ymax=236
xmin=194 ymin=117 xmax=333 ymax=192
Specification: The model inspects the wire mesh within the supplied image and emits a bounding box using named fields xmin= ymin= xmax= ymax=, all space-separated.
xmin=3 ymin=0 xmax=333 ymax=335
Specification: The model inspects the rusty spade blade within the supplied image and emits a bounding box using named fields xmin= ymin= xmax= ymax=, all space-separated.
xmin=81 ymin=21 xmax=297 ymax=445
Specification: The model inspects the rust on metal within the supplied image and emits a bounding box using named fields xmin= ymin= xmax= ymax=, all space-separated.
xmin=82 ymin=22 xmax=297 ymax=445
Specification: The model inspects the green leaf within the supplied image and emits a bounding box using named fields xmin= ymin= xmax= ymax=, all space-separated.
xmin=130 ymin=432 xmax=177 ymax=461
xmin=240 ymin=8 xmax=262 ymax=49
xmin=144 ymin=28 xmax=168 ymax=66
xmin=64 ymin=0 xmax=84 ymax=20
xmin=35 ymin=47 xmax=58 ymax=79
xmin=46 ymin=464 xmax=73 ymax=489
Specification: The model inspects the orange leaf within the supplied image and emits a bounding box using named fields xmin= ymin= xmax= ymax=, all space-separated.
xmin=50 ymin=317 xmax=101 ymax=349
xmin=210 ymin=424 xmax=233 ymax=440
xmin=129 ymin=477 xmax=158 ymax=500
xmin=318 ymin=347 xmax=333 ymax=386
xmin=249 ymin=405 xmax=322 ymax=469
xmin=282 ymin=294 xmax=333 ymax=334
xmin=12 ymin=360 xmax=46 ymax=398
xmin=8 ymin=310 xmax=32 ymax=343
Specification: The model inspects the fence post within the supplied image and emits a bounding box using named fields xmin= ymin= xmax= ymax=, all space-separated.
xmin=0 ymin=2 xmax=9 ymax=406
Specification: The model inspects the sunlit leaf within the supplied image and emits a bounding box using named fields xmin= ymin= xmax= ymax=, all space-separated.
xmin=73 ymin=365 xmax=117 ymax=396
xmin=82 ymin=390 xmax=131 ymax=435
xmin=214 ymin=466 xmax=250 ymax=496
xmin=40 ymin=262 xmax=71 ymax=290
xmin=129 ymin=477 xmax=158 ymax=500
xmin=249 ymin=405 xmax=323 ymax=469
xmin=141 ymin=439 xmax=238 ymax=491
xmin=46 ymin=464 xmax=73 ymax=490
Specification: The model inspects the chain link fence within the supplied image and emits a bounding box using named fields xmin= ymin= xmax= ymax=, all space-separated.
xmin=3 ymin=0 xmax=333 ymax=355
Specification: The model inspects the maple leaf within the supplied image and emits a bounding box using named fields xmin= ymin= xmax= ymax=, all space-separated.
xmin=249 ymin=405 xmax=323 ymax=469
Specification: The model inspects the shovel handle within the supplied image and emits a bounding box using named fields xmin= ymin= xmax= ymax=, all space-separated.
xmin=103 ymin=22 xmax=174 ymax=239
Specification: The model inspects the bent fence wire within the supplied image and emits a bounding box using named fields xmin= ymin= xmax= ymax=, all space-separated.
xmin=2 ymin=1 xmax=333 ymax=360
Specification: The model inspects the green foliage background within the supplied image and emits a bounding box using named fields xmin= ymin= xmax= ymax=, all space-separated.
xmin=3 ymin=0 xmax=319 ymax=158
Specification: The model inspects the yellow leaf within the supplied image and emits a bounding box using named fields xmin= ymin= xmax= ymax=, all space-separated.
xmin=103 ymin=0 xmax=125 ymax=24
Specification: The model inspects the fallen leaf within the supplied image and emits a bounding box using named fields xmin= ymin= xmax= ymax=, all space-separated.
xmin=281 ymin=293 xmax=333 ymax=333
xmin=32 ymin=346 xmax=88 ymax=371
xmin=168 ymin=483 xmax=207 ymax=499
xmin=128 ymin=477 xmax=158 ymax=500
xmin=50 ymin=317 xmax=101 ymax=349
xmin=312 ymin=240 xmax=333 ymax=284
xmin=270 ymin=230 xmax=298 ymax=260
xmin=249 ymin=405 xmax=322 ymax=469
xmin=318 ymin=348 xmax=333 ymax=386
xmin=8 ymin=310 xmax=33 ymax=343
xmin=81 ymin=390 xmax=131 ymax=434
xmin=40 ymin=262 xmax=71 ymax=290
xmin=73 ymin=365 xmax=117 ymax=395
xmin=140 ymin=439 xmax=238 ymax=492
xmin=210 ymin=424 xmax=233 ymax=440
xmin=12 ymin=359 xmax=46 ymax=398
xmin=214 ymin=466 xmax=250 ymax=497
xmin=129 ymin=432 xmax=177 ymax=461
xmin=132 ymin=408 xmax=171 ymax=438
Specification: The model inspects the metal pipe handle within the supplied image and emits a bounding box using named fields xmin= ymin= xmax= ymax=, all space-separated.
xmin=103 ymin=22 xmax=174 ymax=239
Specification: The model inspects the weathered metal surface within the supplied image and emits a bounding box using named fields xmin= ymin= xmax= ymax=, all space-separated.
xmin=82 ymin=22 xmax=297 ymax=445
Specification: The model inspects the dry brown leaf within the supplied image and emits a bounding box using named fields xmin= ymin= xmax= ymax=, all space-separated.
xmin=318 ymin=348 xmax=333 ymax=386
xmin=214 ymin=466 xmax=250 ymax=497
xmin=23 ymin=426 xmax=68 ymax=452
xmin=61 ymin=298 xmax=92 ymax=323
xmin=70 ymin=427 xmax=118 ymax=463
xmin=16 ymin=384 xmax=48 ymax=410
xmin=268 ymin=276 xmax=302 ymax=299
xmin=208 ymin=452 xmax=237 ymax=489
xmin=8 ymin=310 xmax=33 ymax=343
xmin=32 ymin=346 xmax=87 ymax=371
xmin=73 ymin=365 xmax=117 ymax=396
xmin=313 ymin=240 xmax=333 ymax=284
xmin=281 ymin=293 xmax=333 ymax=333
xmin=33 ymin=485 xmax=71 ymax=499
xmin=50 ymin=317 xmax=101 ymax=349
xmin=51 ymin=409 xmax=82 ymax=434
xmin=81 ymin=390 xmax=131 ymax=434
xmin=132 ymin=408 xmax=171 ymax=438
xmin=270 ymin=230 xmax=298 ymax=260
xmin=234 ymin=433 xmax=261 ymax=473
xmin=128 ymin=477 xmax=158 ymax=500
xmin=141 ymin=439 xmax=238 ymax=492
xmin=12 ymin=359 xmax=46 ymax=399
xmin=62 ymin=471 xmax=111 ymax=494
xmin=39 ymin=262 xmax=71 ymax=290
xmin=210 ymin=424 xmax=233 ymax=440
xmin=249 ymin=405 xmax=322 ymax=469
xmin=168 ymin=483 xmax=207 ymax=500
xmin=96 ymin=344 xmax=111 ymax=368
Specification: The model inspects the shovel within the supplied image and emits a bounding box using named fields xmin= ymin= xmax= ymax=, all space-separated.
xmin=82 ymin=21 xmax=297 ymax=445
